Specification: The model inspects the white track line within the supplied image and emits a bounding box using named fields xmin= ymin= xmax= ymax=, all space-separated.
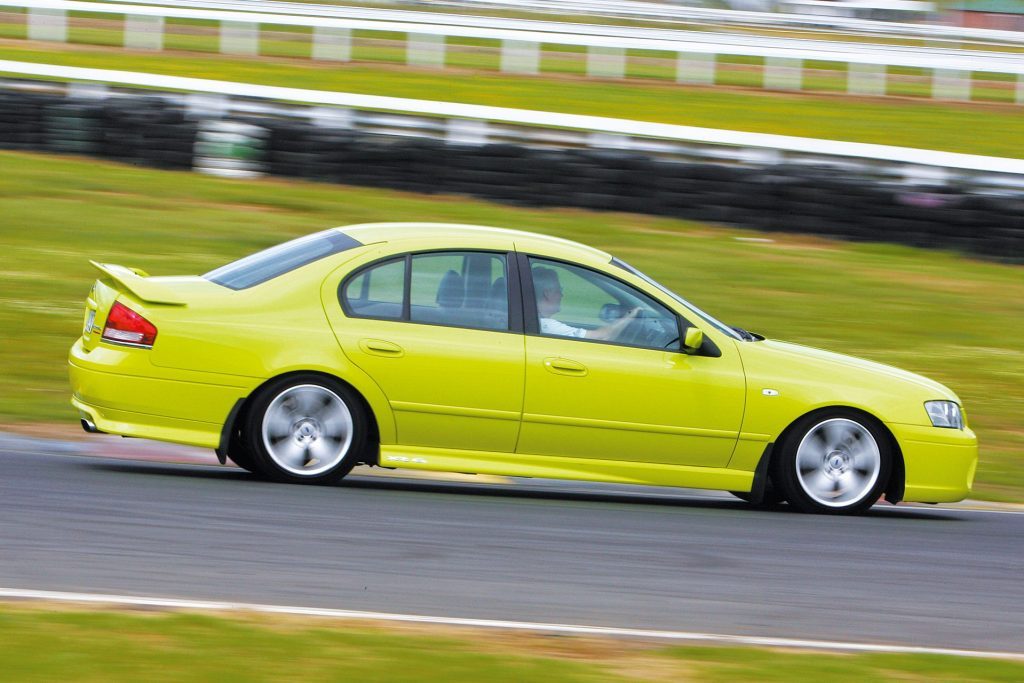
xmin=1 ymin=587 xmax=1022 ymax=661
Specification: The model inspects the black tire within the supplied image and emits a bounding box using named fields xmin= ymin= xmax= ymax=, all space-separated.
xmin=729 ymin=486 xmax=785 ymax=507
xmin=242 ymin=374 xmax=368 ymax=485
xmin=772 ymin=410 xmax=892 ymax=515
xmin=227 ymin=442 xmax=259 ymax=474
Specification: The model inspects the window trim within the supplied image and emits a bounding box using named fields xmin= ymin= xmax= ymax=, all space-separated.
xmin=338 ymin=255 xmax=407 ymax=321
xmin=519 ymin=253 xmax=709 ymax=354
xmin=338 ymin=249 xmax=523 ymax=334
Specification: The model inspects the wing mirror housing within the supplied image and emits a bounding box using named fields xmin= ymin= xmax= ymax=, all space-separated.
xmin=683 ymin=327 xmax=704 ymax=354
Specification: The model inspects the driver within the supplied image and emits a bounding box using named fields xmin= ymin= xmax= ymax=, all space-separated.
xmin=534 ymin=267 xmax=640 ymax=341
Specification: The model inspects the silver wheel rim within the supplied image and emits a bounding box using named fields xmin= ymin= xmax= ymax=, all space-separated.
xmin=261 ymin=384 xmax=353 ymax=476
xmin=795 ymin=418 xmax=881 ymax=508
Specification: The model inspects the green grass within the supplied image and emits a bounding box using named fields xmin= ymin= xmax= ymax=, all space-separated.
xmin=2 ymin=606 xmax=1023 ymax=682
xmin=0 ymin=150 xmax=1021 ymax=500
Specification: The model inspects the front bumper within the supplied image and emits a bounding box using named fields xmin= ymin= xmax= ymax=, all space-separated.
xmin=890 ymin=422 xmax=978 ymax=503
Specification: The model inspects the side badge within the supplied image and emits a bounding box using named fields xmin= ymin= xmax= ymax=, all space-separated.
xmin=762 ymin=389 xmax=780 ymax=397
xmin=384 ymin=455 xmax=428 ymax=464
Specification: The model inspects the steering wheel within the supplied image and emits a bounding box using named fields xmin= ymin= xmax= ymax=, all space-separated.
xmin=616 ymin=312 xmax=649 ymax=345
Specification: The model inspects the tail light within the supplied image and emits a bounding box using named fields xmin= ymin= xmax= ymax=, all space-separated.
xmin=102 ymin=301 xmax=157 ymax=348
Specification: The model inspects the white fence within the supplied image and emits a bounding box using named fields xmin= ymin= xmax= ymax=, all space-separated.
xmin=88 ymin=0 xmax=1024 ymax=48
xmin=4 ymin=0 xmax=1024 ymax=103
xmin=298 ymin=0 xmax=1024 ymax=45
xmin=2 ymin=59 xmax=1022 ymax=194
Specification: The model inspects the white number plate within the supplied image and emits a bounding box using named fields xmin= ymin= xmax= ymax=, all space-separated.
xmin=84 ymin=309 xmax=95 ymax=335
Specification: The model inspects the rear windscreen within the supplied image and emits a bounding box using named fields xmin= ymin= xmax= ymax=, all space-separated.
xmin=204 ymin=230 xmax=362 ymax=290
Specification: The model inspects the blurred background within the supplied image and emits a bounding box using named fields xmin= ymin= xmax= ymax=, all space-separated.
xmin=1 ymin=0 xmax=1023 ymax=678
xmin=3 ymin=0 xmax=1020 ymax=497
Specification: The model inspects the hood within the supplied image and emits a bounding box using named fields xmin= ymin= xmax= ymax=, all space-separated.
xmin=754 ymin=339 xmax=959 ymax=403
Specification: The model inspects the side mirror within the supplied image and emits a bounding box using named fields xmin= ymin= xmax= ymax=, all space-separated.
xmin=683 ymin=327 xmax=704 ymax=354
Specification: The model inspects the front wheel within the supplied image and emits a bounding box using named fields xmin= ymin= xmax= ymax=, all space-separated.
xmin=729 ymin=487 xmax=785 ymax=507
xmin=243 ymin=376 xmax=367 ymax=484
xmin=773 ymin=411 xmax=891 ymax=515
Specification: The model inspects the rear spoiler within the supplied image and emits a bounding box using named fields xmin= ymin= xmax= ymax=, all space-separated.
xmin=89 ymin=261 xmax=188 ymax=306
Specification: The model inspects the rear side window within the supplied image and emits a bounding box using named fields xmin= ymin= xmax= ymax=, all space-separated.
xmin=204 ymin=229 xmax=362 ymax=290
xmin=340 ymin=251 xmax=511 ymax=332
xmin=410 ymin=252 xmax=508 ymax=331
xmin=342 ymin=257 xmax=406 ymax=320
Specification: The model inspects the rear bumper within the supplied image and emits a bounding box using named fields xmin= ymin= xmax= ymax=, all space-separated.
xmin=69 ymin=339 xmax=252 ymax=449
xmin=890 ymin=423 xmax=978 ymax=503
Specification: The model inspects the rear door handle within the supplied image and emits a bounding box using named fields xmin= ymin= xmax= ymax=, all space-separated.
xmin=359 ymin=339 xmax=404 ymax=357
xmin=543 ymin=357 xmax=587 ymax=377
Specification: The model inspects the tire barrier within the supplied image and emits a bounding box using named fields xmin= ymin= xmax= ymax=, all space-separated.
xmin=1 ymin=89 xmax=1020 ymax=261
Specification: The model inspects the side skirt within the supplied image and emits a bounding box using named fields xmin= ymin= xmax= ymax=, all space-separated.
xmin=379 ymin=445 xmax=754 ymax=492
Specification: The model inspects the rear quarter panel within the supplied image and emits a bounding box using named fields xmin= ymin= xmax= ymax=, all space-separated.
xmin=141 ymin=251 xmax=396 ymax=441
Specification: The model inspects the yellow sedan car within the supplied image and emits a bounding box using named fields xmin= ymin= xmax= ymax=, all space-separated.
xmin=69 ymin=223 xmax=977 ymax=514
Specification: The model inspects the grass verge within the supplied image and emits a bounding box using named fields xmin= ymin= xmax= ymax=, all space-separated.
xmin=0 ymin=150 xmax=1021 ymax=499
xmin=2 ymin=605 xmax=1023 ymax=682
xmin=0 ymin=37 xmax=1021 ymax=157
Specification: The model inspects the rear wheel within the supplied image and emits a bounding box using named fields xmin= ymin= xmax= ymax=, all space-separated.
xmin=243 ymin=375 xmax=367 ymax=485
xmin=773 ymin=411 xmax=891 ymax=515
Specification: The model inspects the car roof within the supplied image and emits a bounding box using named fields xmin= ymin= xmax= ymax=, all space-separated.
xmin=336 ymin=222 xmax=612 ymax=264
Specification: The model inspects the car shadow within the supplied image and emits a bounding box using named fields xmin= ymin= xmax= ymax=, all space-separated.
xmin=78 ymin=457 xmax=960 ymax=522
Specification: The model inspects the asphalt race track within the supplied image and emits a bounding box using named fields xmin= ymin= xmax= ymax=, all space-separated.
xmin=1 ymin=445 xmax=1022 ymax=654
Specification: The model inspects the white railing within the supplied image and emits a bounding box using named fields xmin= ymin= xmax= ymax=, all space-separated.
xmin=340 ymin=0 xmax=1023 ymax=45
xmin=2 ymin=59 xmax=1022 ymax=193
xmin=87 ymin=0 xmax=1024 ymax=48
xmin=4 ymin=0 xmax=1024 ymax=103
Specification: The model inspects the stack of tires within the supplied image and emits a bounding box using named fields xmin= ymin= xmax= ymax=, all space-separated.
xmin=0 ymin=90 xmax=57 ymax=151
xmin=96 ymin=98 xmax=196 ymax=170
xmin=44 ymin=99 xmax=105 ymax=156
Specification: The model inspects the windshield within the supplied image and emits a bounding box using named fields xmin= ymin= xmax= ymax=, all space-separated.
xmin=205 ymin=229 xmax=361 ymax=290
xmin=611 ymin=257 xmax=743 ymax=341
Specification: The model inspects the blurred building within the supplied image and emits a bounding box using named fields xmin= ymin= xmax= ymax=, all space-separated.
xmin=947 ymin=0 xmax=1024 ymax=29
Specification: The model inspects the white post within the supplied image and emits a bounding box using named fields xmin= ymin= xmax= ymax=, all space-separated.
xmin=124 ymin=14 xmax=164 ymax=51
xmin=310 ymin=107 xmax=354 ymax=129
xmin=446 ymin=118 xmax=489 ymax=145
xmin=500 ymin=40 xmax=539 ymax=75
xmin=407 ymin=33 xmax=445 ymax=68
xmin=847 ymin=62 xmax=886 ymax=97
xmin=312 ymin=26 xmax=351 ymax=61
xmin=765 ymin=57 xmax=802 ymax=91
xmin=676 ymin=53 xmax=714 ymax=85
xmin=588 ymin=132 xmax=632 ymax=150
xmin=187 ymin=93 xmax=229 ymax=118
xmin=27 ymin=8 xmax=67 ymax=42
xmin=586 ymin=46 xmax=625 ymax=79
xmin=68 ymin=82 xmax=109 ymax=100
xmin=933 ymin=69 xmax=971 ymax=101
xmin=220 ymin=21 xmax=259 ymax=56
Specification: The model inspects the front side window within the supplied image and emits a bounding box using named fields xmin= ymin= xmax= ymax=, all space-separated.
xmin=340 ymin=251 xmax=510 ymax=331
xmin=205 ymin=229 xmax=361 ymax=290
xmin=529 ymin=257 xmax=680 ymax=350
xmin=611 ymin=257 xmax=741 ymax=341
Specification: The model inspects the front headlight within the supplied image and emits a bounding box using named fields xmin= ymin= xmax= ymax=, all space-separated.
xmin=925 ymin=401 xmax=963 ymax=430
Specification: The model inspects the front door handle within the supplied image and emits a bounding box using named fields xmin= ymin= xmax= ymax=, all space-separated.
xmin=359 ymin=339 xmax=404 ymax=357
xmin=543 ymin=357 xmax=588 ymax=377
